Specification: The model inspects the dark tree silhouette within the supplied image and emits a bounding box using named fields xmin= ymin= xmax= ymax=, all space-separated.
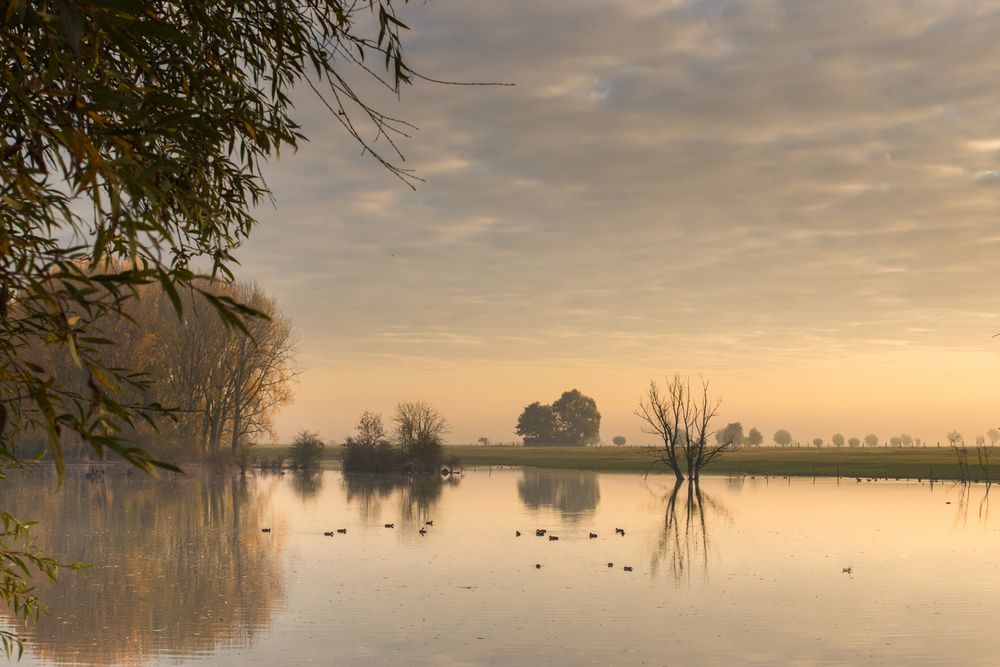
xmin=516 ymin=390 xmax=601 ymax=446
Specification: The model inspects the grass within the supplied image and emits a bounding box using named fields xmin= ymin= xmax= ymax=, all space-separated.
xmin=252 ymin=444 xmax=998 ymax=481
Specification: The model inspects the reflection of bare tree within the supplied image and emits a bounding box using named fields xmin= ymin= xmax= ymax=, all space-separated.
xmin=650 ymin=481 xmax=731 ymax=583
xmin=517 ymin=469 xmax=600 ymax=521
xmin=342 ymin=473 xmax=458 ymax=525
xmin=0 ymin=468 xmax=284 ymax=666
xmin=949 ymin=483 xmax=992 ymax=527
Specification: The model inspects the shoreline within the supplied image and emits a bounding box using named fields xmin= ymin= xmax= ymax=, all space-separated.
xmin=252 ymin=445 xmax=997 ymax=482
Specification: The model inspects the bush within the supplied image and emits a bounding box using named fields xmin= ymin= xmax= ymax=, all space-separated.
xmin=343 ymin=438 xmax=403 ymax=474
xmin=289 ymin=431 xmax=325 ymax=469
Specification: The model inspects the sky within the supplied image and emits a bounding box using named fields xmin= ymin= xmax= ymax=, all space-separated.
xmin=239 ymin=0 xmax=1000 ymax=446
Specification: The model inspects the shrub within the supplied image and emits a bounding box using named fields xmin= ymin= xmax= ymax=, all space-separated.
xmin=289 ymin=431 xmax=325 ymax=469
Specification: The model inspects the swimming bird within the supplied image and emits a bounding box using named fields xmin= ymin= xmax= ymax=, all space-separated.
xmin=419 ymin=528 xmax=427 ymax=535
xmin=385 ymin=523 xmax=395 ymax=528
xmin=535 ymin=529 xmax=546 ymax=536
xmin=548 ymin=535 xmax=559 ymax=541
xmin=515 ymin=530 xmax=521 ymax=537
xmin=426 ymin=521 xmax=433 ymax=526
xmin=323 ymin=531 xmax=334 ymax=537
xmin=623 ymin=566 xmax=633 ymax=572
xmin=261 ymin=528 xmax=271 ymax=533
xmin=535 ymin=563 xmax=542 ymax=569
xmin=607 ymin=562 xmax=614 ymax=568
xmin=589 ymin=533 xmax=597 ymax=539
xmin=842 ymin=565 xmax=853 ymax=574
xmin=337 ymin=528 xmax=347 ymax=534
xmin=615 ymin=528 xmax=625 ymax=536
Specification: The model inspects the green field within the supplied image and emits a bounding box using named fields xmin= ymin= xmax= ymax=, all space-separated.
xmin=253 ymin=444 xmax=997 ymax=481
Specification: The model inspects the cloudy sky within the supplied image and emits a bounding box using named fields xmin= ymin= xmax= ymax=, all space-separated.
xmin=240 ymin=0 xmax=1000 ymax=446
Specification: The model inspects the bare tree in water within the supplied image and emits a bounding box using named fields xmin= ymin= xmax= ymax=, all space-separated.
xmin=636 ymin=375 xmax=739 ymax=481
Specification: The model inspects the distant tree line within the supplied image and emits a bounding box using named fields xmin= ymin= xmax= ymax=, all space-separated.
xmin=515 ymin=389 xmax=601 ymax=446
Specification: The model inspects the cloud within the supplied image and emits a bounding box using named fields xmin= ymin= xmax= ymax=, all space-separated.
xmin=234 ymin=0 xmax=1000 ymax=439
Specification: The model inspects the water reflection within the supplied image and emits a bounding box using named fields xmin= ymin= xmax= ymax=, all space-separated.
xmin=650 ymin=481 xmax=731 ymax=583
xmin=0 ymin=468 xmax=285 ymax=665
xmin=517 ymin=469 xmax=600 ymax=520
xmin=289 ymin=468 xmax=324 ymax=500
xmin=342 ymin=473 xmax=459 ymax=525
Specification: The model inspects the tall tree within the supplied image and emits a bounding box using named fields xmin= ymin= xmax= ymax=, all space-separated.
xmin=744 ymin=427 xmax=763 ymax=447
xmin=515 ymin=402 xmax=559 ymax=445
xmin=551 ymin=389 xmax=601 ymax=446
xmin=832 ymin=433 xmax=845 ymax=448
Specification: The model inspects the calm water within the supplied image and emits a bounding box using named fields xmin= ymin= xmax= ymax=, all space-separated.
xmin=1 ymin=466 xmax=999 ymax=665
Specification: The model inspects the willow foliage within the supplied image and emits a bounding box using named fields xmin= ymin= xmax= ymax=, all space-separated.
xmin=1 ymin=0 xmax=417 ymax=650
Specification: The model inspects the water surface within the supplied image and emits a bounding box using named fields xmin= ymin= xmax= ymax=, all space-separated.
xmin=2 ymin=467 xmax=999 ymax=665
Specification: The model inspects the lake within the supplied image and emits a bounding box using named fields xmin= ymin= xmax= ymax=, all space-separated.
xmin=1 ymin=466 xmax=999 ymax=665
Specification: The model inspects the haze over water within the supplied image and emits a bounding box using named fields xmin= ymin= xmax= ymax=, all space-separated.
xmin=6 ymin=467 xmax=1000 ymax=665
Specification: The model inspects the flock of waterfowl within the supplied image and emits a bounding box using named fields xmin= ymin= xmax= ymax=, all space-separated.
xmin=260 ymin=521 xmax=638 ymax=572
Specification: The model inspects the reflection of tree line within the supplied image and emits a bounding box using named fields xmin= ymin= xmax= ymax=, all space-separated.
xmin=650 ymin=481 xmax=731 ymax=583
xmin=517 ymin=469 xmax=600 ymax=520
xmin=0 ymin=469 xmax=284 ymax=666
xmin=342 ymin=473 xmax=459 ymax=525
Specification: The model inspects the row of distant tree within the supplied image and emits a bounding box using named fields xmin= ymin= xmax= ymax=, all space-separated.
xmin=511 ymin=391 xmax=999 ymax=449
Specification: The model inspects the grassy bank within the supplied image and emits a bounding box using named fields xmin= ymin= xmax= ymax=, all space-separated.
xmin=252 ymin=444 xmax=995 ymax=481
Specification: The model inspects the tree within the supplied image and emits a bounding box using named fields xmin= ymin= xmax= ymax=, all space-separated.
xmin=848 ymin=437 xmax=861 ymax=448
xmin=812 ymin=437 xmax=823 ymax=448
xmin=864 ymin=434 xmax=879 ymax=448
xmin=516 ymin=390 xmax=601 ymax=446
xmin=394 ymin=402 xmax=448 ymax=472
xmin=1 ymin=0 xmax=425 ymax=648
xmin=636 ymin=375 xmax=738 ymax=482
xmin=773 ymin=429 xmax=792 ymax=447
xmin=515 ymin=402 xmax=559 ymax=445
xmin=551 ymin=389 xmax=601 ymax=446
xmin=989 ymin=428 xmax=1000 ymax=446
xmin=289 ymin=431 xmax=325 ymax=469
xmin=343 ymin=411 xmax=398 ymax=474
xmin=744 ymin=427 xmax=763 ymax=447
xmin=716 ymin=423 xmax=744 ymax=448
xmin=900 ymin=433 xmax=913 ymax=447
xmin=612 ymin=436 xmax=627 ymax=446
xmin=890 ymin=436 xmax=903 ymax=448
xmin=832 ymin=433 xmax=845 ymax=448
xmin=477 ymin=437 xmax=490 ymax=446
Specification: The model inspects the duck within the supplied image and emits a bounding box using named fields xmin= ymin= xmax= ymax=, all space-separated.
xmin=535 ymin=563 xmax=542 ymax=569
xmin=337 ymin=528 xmax=347 ymax=534
xmin=384 ymin=523 xmax=395 ymax=528
xmin=548 ymin=535 xmax=559 ymax=541
xmin=426 ymin=520 xmax=433 ymax=526
xmin=623 ymin=566 xmax=633 ymax=572
xmin=607 ymin=562 xmax=614 ymax=568
xmin=535 ymin=529 xmax=546 ymax=536
xmin=419 ymin=528 xmax=427 ymax=535
xmin=261 ymin=528 xmax=271 ymax=533
xmin=615 ymin=528 xmax=625 ymax=536
xmin=515 ymin=530 xmax=521 ymax=537
xmin=323 ymin=531 xmax=334 ymax=537
xmin=589 ymin=532 xmax=597 ymax=539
